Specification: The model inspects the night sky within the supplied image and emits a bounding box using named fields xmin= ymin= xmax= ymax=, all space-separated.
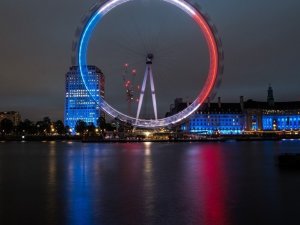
xmin=1 ymin=0 xmax=300 ymax=121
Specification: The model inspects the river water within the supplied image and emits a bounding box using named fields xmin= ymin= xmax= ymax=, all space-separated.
xmin=1 ymin=141 xmax=300 ymax=225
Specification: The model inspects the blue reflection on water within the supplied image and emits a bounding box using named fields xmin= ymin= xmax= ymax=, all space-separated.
xmin=2 ymin=141 xmax=300 ymax=225
xmin=66 ymin=146 xmax=95 ymax=225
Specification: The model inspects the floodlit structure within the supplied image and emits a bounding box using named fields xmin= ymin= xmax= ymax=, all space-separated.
xmin=184 ymin=100 xmax=245 ymax=135
xmin=179 ymin=86 xmax=300 ymax=134
xmin=245 ymin=100 xmax=300 ymax=131
xmin=72 ymin=0 xmax=223 ymax=128
xmin=178 ymin=97 xmax=245 ymax=135
xmin=64 ymin=66 xmax=105 ymax=132
xmin=136 ymin=54 xmax=158 ymax=121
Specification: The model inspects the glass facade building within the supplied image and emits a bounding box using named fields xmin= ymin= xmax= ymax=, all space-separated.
xmin=64 ymin=66 xmax=105 ymax=132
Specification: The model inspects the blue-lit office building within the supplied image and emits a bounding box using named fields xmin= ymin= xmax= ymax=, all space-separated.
xmin=64 ymin=66 xmax=105 ymax=132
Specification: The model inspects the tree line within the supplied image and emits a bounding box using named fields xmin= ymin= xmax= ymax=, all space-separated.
xmin=0 ymin=116 xmax=116 ymax=136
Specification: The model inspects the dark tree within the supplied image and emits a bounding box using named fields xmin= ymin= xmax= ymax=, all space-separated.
xmin=75 ymin=120 xmax=87 ymax=135
xmin=36 ymin=121 xmax=46 ymax=135
xmin=105 ymin=123 xmax=115 ymax=132
xmin=55 ymin=120 xmax=65 ymax=135
xmin=0 ymin=119 xmax=14 ymax=135
xmin=87 ymin=123 xmax=95 ymax=131
xmin=36 ymin=117 xmax=52 ymax=135
xmin=43 ymin=117 xmax=52 ymax=133
xmin=17 ymin=119 xmax=36 ymax=135
xmin=65 ymin=126 xmax=71 ymax=135
xmin=97 ymin=116 xmax=106 ymax=130
xmin=87 ymin=123 xmax=96 ymax=136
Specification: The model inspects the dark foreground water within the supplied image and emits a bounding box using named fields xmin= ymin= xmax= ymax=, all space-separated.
xmin=1 ymin=141 xmax=300 ymax=225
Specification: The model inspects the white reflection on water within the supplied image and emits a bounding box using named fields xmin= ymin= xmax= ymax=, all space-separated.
xmin=143 ymin=142 xmax=155 ymax=220
xmin=144 ymin=142 xmax=152 ymax=156
xmin=48 ymin=142 xmax=57 ymax=184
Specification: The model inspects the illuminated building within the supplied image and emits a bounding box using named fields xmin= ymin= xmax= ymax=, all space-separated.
xmin=179 ymin=85 xmax=300 ymax=134
xmin=0 ymin=111 xmax=21 ymax=126
xmin=244 ymin=85 xmax=300 ymax=131
xmin=64 ymin=65 xmax=105 ymax=132
xmin=182 ymin=97 xmax=245 ymax=135
xmin=245 ymin=100 xmax=300 ymax=131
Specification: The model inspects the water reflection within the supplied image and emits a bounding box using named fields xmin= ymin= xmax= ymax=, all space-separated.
xmin=65 ymin=145 xmax=94 ymax=225
xmin=200 ymin=146 xmax=229 ymax=225
xmin=143 ymin=142 xmax=155 ymax=222
xmin=2 ymin=141 xmax=300 ymax=225
xmin=144 ymin=142 xmax=152 ymax=157
xmin=46 ymin=142 xmax=58 ymax=224
xmin=48 ymin=142 xmax=57 ymax=185
xmin=185 ymin=144 xmax=231 ymax=225
xmin=61 ymin=143 xmax=233 ymax=225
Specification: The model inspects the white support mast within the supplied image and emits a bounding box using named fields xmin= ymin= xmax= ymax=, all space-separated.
xmin=136 ymin=53 xmax=158 ymax=122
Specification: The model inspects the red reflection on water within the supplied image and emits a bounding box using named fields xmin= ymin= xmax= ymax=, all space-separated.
xmin=200 ymin=145 xmax=229 ymax=225
xmin=185 ymin=144 xmax=230 ymax=225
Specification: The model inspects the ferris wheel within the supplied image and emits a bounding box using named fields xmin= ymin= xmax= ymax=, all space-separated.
xmin=71 ymin=0 xmax=223 ymax=129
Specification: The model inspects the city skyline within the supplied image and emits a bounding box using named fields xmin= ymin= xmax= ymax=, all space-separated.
xmin=1 ymin=0 xmax=300 ymax=121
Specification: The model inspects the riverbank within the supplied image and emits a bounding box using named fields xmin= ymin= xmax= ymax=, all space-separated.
xmin=0 ymin=135 xmax=81 ymax=142
xmin=1 ymin=134 xmax=299 ymax=143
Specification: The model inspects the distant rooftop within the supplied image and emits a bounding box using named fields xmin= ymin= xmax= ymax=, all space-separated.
xmin=244 ymin=100 xmax=300 ymax=110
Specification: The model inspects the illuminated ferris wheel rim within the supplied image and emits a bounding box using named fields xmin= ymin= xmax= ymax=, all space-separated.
xmin=75 ymin=0 xmax=223 ymax=128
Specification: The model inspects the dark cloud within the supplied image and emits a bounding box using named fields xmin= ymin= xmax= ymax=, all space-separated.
xmin=0 ymin=0 xmax=299 ymax=120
